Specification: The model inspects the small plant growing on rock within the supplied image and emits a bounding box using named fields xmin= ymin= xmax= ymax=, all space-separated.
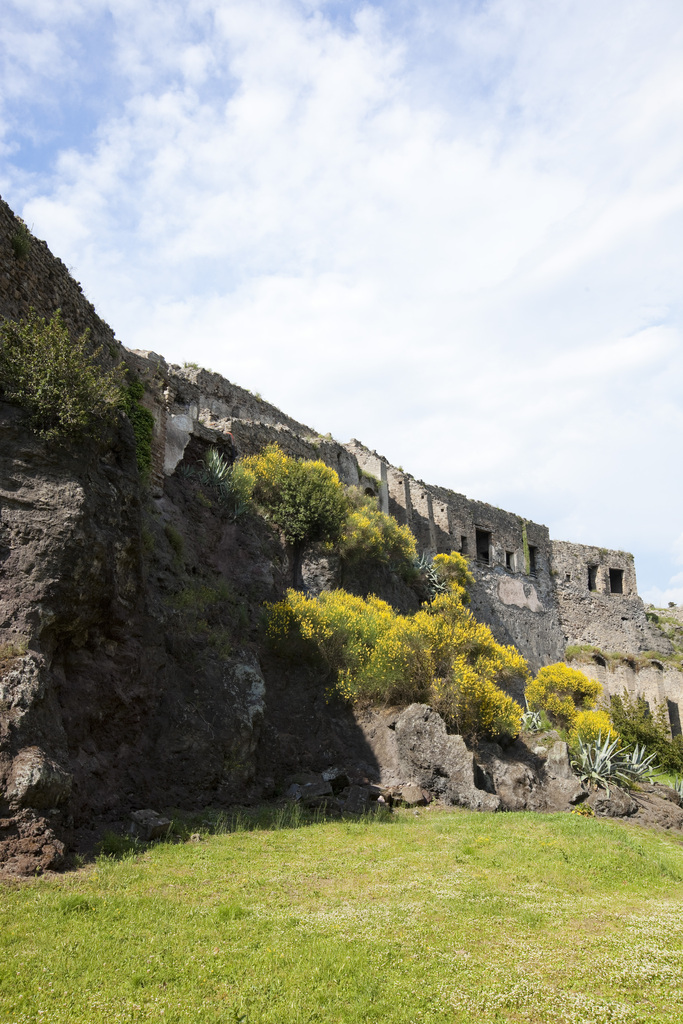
xmin=0 ymin=308 xmax=124 ymax=441
xmin=201 ymin=447 xmax=253 ymax=521
xmin=521 ymin=706 xmax=543 ymax=732
xmin=10 ymin=222 xmax=31 ymax=261
xmin=571 ymin=733 xmax=627 ymax=795
xmin=571 ymin=733 xmax=659 ymax=795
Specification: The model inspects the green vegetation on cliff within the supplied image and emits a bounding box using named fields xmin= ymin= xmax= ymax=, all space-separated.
xmin=0 ymin=308 xmax=123 ymax=441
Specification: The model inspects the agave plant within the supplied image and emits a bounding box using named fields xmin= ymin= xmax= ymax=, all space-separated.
xmin=201 ymin=447 xmax=231 ymax=488
xmin=414 ymin=553 xmax=449 ymax=599
xmin=621 ymin=742 xmax=659 ymax=780
xmin=521 ymin=708 xmax=543 ymax=733
xmin=670 ymin=776 xmax=683 ymax=798
xmin=571 ymin=732 xmax=630 ymax=796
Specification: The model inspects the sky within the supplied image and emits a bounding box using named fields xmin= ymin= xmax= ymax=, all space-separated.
xmin=1 ymin=0 xmax=682 ymax=603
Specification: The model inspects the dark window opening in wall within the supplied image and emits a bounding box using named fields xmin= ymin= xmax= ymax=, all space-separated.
xmin=668 ymin=700 xmax=682 ymax=738
xmin=609 ymin=568 xmax=624 ymax=594
xmin=475 ymin=529 xmax=491 ymax=564
xmin=460 ymin=535 xmax=468 ymax=555
xmin=588 ymin=565 xmax=598 ymax=591
xmin=528 ymin=545 xmax=537 ymax=576
xmin=565 ymin=573 xmax=571 ymax=581
xmin=364 ymin=487 xmax=375 ymax=497
xmin=505 ymin=551 xmax=514 ymax=570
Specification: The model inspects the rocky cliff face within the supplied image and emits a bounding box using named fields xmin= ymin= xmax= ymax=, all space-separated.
xmin=2 ymin=195 xmax=682 ymax=874
xmin=0 ymin=384 xmax=427 ymax=873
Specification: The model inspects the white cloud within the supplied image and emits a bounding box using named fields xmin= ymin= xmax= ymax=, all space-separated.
xmin=3 ymin=0 xmax=683 ymax=594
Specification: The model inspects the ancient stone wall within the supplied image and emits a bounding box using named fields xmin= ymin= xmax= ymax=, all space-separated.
xmin=576 ymin=656 xmax=683 ymax=738
xmin=0 ymin=191 xmax=672 ymax=676
xmin=551 ymin=541 xmax=668 ymax=656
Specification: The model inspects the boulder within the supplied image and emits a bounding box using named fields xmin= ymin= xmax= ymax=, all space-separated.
xmin=586 ymin=787 xmax=639 ymax=818
xmin=343 ymin=784 xmax=371 ymax=815
xmin=476 ymin=737 xmax=585 ymax=813
xmin=395 ymin=783 xmax=429 ymax=807
xmin=300 ymin=779 xmax=333 ymax=806
xmin=394 ymin=705 xmax=500 ymax=812
xmin=0 ymin=809 xmax=65 ymax=876
xmin=6 ymin=747 xmax=72 ymax=811
xmin=130 ymin=809 xmax=172 ymax=841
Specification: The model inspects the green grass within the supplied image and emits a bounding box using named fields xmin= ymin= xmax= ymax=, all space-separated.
xmin=3 ymin=809 xmax=683 ymax=1023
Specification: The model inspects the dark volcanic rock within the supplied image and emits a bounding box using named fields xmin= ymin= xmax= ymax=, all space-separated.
xmin=395 ymin=704 xmax=500 ymax=811
xmin=0 ymin=810 xmax=65 ymax=875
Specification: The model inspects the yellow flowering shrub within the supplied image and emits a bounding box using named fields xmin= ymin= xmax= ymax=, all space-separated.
xmin=431 ymin=552 xmax=474 ymax=604
xmin=570 ymin=709 xmax=619 ymax=746
xmin=525 ymin=663 xmax=601 ymax=729
xmin=266 ymin=576 xmax=528 ymax=739
xmin=340 ymin=505 xmax=417 ymax=580
xmin=239 ymin=445 xmax=349 ymax=548
xmin=431 ymin=659 xmax=523 ymax=742
xmin=266 ymin=588 xmax=395 ymax=675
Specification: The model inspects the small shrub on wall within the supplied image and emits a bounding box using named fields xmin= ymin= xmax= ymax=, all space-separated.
xmin=0 ymin=309 xmax=124 ymax=441
xmin=339 ymin=491 xmax=417 ymax=580
xmin=525 ymin=663 xmax=601 ymax=730
xmin=122 ymin=380 xmax=154 ymax=477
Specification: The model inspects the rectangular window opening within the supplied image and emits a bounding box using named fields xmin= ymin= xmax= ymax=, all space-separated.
xmin=588 ymin=565 xmax=598 ymax=591
xmin=505 ymin=551 xmax=514 ymax=570
xmin=460 ymin=535 xmax=468 ymax=555
xmin=609 ymin=568 xmax=624 ymax=594
xmin=475 ymin=529 xmax=491 ymax=564
xmin=528 ymin=545 xmax=537 ymax=576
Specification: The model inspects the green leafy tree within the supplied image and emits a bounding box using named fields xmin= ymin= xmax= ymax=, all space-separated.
xmin=0 ymin=308 xmax=123 ymax=441
xmin=241 ymin=445 xmax=349 ymax=548
xmin=240 ymin=445 xmax=349 ymax=584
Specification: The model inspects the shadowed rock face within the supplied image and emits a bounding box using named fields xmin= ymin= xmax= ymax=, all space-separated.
xmin=0 ymin=403 xmax=387 ymax=874
xmin=0 ymin=405 xmax=281 ymax=873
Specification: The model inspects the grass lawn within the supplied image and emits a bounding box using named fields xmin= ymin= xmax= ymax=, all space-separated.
xmin=2 ymin=807 xmax=683 ymax=1023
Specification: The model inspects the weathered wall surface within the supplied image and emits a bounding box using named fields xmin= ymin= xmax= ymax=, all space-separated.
xmin=575 ymin=657 xmax=683 ymax=737
xmin=552 ymin=541 xmax=669 ymax=656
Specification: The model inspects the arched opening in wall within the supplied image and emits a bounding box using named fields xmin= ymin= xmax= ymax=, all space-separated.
xmin=364 ymin=487 xmax=375 ymax=497
xmin=592 ymin=654 xmax=606 ymax=668
xmin=609 ymin=568 xmax=624 ymax=594
xmin=475 ymin=529 xmax=491 ymax=564
xmin=588 ymin=565 xmax=598 ymax=591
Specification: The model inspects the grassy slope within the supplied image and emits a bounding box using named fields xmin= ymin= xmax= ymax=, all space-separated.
xmin=2 ymin=810 xmax=683 ymax=1024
